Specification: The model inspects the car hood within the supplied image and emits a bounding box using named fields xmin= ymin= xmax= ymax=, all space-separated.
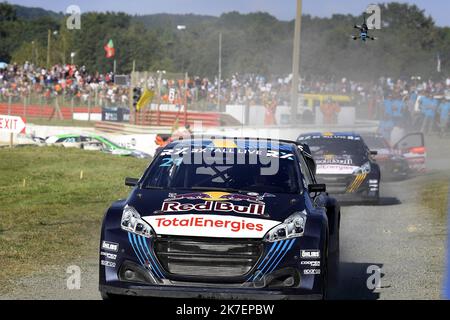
xmin=127 ymin=189 xmax=306 ymax=239
xmin=111 ymin=148 xmax=133 ymax=156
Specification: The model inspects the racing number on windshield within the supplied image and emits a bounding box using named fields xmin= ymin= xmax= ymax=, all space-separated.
xmin=160 ymin=157 xmax=183 ymax=167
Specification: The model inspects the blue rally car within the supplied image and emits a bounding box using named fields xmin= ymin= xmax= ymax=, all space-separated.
xmin=99 ymin=138 xmax=340 ymax=300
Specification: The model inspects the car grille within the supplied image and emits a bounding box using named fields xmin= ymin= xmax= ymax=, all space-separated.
xmin=317 ymin=174 xmax=355 ymax=193
xmin=154 ymin=237 xmax=263 ymax=278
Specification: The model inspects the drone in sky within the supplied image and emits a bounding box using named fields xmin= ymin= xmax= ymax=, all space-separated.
xmin=352 ymin=14 xmax=377 ymax=41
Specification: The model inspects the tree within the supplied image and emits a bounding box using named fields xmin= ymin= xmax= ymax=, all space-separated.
xmin=2 ymin=2 xmax=450 ymax=80
xmin=0 ymin=2 xmax=18 ymax=61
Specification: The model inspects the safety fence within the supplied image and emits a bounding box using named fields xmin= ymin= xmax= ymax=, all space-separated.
xmin=134 ymin=110 xmax=221 ymax=127
xmin=94 ymin=122 xmax=171 ymax=135
xmin=0 ymin=101 xmax=240 ymax=129
xmin=0 ymin=103 xmax=102 ymax=120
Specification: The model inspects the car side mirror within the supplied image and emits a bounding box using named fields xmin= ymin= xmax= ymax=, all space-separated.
xmin=125 ymin=177 xmax=139 ymax=187
xmin=308 ymin=184 xmax=326 ymax=193
xmin=370 ymin=150 xmax=378 ymax=156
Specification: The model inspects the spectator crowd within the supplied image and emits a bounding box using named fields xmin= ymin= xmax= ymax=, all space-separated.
xmin=0 ymin=62 xmax=128 ymax=107
xmin=377 ymin=77 xmax=450 ymax=139
xmin=1 ymin=61 xmax=450 ymax=136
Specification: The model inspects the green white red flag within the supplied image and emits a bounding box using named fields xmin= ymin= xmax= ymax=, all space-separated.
xmin=104 ymin=39 xmax=115 ymax=59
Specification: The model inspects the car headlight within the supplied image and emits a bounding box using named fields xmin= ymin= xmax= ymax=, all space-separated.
xmin=353 ymin=161 xmax=371 ymax=175
xmin=264 ymin=211 xmax=307 ymax=242
xmin=121 ymin=206 xmax=155 ymax=238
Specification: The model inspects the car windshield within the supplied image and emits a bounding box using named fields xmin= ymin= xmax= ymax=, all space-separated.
xmin=303 ymin=138 xmax=367 ymax=157
xmin=142 ymin=148 xmax=302 ymax=194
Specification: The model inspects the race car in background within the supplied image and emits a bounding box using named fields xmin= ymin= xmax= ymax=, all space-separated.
xmin=45 ymin=134 xmax=150 ymax=159
xmin=392 ymin=132 xmax=426 ymax=173
xmin=99 ymin=138 xmax=340 ymax=300
xmin=45 ymin=134 xmax=86 ymax=149
xmin=359 ymin=132 xmax=410 ymax=181
xmin=298 ymin=132 xmax=380 ymax=204
xmin=360 ymin=132 xmax=426 ymax=178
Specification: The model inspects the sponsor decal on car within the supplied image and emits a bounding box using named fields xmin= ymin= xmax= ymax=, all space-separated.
xmin=101 ymin=241 xmax=119 ymax=252
xmin=101 ymin=260 xmax=116 ymax=268
xmin=299 ymin=134 xmax=361 ymax=141
xmin=316 ymin=159 xmax=353 ymax=165
xmin=301 ymin=250 xmax=321 ymax=259
xmin=212 ymin=139 xmax=238 ymax=148
xmin=161 ymin=147 xmax=295 ymax=159
xmin=100 ymin=252 xmax=117 ymax=260
xmin=346 ymin=173 xmax=368 ymax=193
xmin=316 ymin=164 xmax=359 ymax=175
xmin=160 ymin=192 xmax=274 ymax=216
xmin=143 ymin=214 xmax=280 ymax=239
xmin=300 ymin=260 xmax=321 ymax=267
xmin=303 ymin=269 xmax=321 ymax=275
xmin=161 ymin=201 xmax=265 ymax=216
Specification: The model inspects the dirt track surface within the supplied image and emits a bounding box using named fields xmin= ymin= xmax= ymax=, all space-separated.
xmin=1 ymin=136 xmax=449 ymax=300
xmin=330 ymin=176 xmax=447 ymax=299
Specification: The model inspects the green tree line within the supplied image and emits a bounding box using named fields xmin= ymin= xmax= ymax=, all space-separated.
xmin=1 ymin=1 xmax=450 ymax=81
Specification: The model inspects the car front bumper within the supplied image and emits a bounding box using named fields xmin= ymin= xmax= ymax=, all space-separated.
xmin=317 ymin=173 xmax=379 ymax=203
xmin=99 ymin=282 xmax=323 ymax=300
xmin=99 ymin=234 xmax=327 ymax=300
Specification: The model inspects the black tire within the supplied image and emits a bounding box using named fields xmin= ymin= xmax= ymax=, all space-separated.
xmin=322 ymin=258 xmax=328 ymax=300
xmin=369 ymin=194 xmax=380 ymax=205
xmin=329 ymin=214 xmax=340 ymax=288
xmin=100 ymin=290 xmax=112 ymax=300
xmin=321 ymin=239 xmax=330 ymax=300
xmin=328 ymin=249 xmax=340 ymax=288
xmin=374 ymin=190 xmax=380 ymax=204
xmin=366 ymin=186 xmax=380 ymax=205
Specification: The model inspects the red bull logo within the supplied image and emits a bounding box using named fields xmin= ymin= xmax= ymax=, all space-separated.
xmin=162 ymin=191 xmax=271 ymax=216
xmin=161 ymin=201 xmax=265 ymax=216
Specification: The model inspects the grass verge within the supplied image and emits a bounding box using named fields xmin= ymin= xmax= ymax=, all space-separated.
xmin=420 ymin=179 xmax=449 ymax=219
xmin=0 ymin=147 xmax=149 ymax=294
